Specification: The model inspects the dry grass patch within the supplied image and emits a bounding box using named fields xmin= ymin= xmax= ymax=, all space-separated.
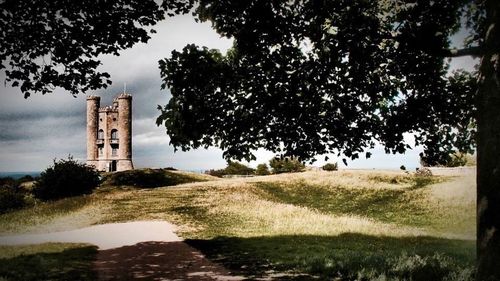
xmin=0 ymin=195 xmax=107 ymax=235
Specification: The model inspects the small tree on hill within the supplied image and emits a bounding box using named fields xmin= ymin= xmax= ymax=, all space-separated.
xmin=0 ymin=183 xmax=26 ymax=214
xmin=255 ymin=163 xmax=271 ymax=175
xmin=322 ymin=163 xmax=338 ymax=171
xmin=269 ymin=157 xmax=305 ymax=174
xmin=224 ymin=161 xmax=255 ymax=175
xmin=33 ymin=156 xmax=100 ymax=200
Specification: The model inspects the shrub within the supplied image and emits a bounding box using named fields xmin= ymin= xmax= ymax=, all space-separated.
xmin=388 ymin=253 xmax=459 ymax=281
xmin=445 ymin=152 xmax=476 ymax=167
xmin=0 ymin=184 xmax=26 ymax=213
xmin=0 ymin=177 xmax=16 ymax=186
xmin=415 ymin=167 xmax=433 ymax=177
xmin=17 ymin=175 xmax=35 ymax=183
xmin=400 ymin=165 xmax=406 ymax=171
xmin=255 ymin=164 xmax=271 ymax=175
xmin=206 ymin=162 xmax=255 ymax=177
xmin=322 ymin=163 xmax=338 ymax=171
xmin=224 ymin=161 xmax=255 ymax=175
xmin=269 ymin=157 xmax=305 ymax=174
xmin=205 ymin=169 xmax=226 ymax=178
xmin=33 ymin=156 xmax=100 ymax=200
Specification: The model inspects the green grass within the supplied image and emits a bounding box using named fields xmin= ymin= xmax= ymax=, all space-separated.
xmin=367 ymin=174 xmax=446 ymax=189
xmin=0 ymin=170 xmax=476 ymax=280
xmin=0 ymin=195 xmax=99 ymax=235
xmin=254 ymin=179 xmax=436 ymax=227
xmin=100 ymin=168 xmax=215 ymax=188
xmin=187 ymin=234 xmax=475 ymax=280
xmin=0 ymin=243 xmax=97 ymax=281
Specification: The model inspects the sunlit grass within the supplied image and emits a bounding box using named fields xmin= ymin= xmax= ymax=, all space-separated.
xmin=0 ymin=195 xmax=105 ymax=235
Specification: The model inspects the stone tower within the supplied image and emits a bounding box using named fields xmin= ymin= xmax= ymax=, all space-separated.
xmin=86 ymin=94 xmax=134 ymax=172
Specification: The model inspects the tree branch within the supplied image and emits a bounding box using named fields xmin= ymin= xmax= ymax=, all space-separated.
xmin=444 ymin=46 xmax=483 ymax=58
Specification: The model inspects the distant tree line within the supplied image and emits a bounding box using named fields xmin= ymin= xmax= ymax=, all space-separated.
xmin=205 ymin=157 xmax=339 ymax=177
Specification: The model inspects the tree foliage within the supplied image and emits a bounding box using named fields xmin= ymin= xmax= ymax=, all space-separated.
xmin=269 ymin=157 xmax=305 ymax=174
xmin=158 ymin=0 xmax=478 ymax=165
xmin=205 ymin=161 xmax=255 ymax=177
xmin=255 ymin=163 xmax=271 ymax=176
xmin=224 ymin=161 xmax=255 ymax=175
xmin=0 ymin=0 xmax=195 ymax=97
xmin=0 ymin=184 xmax=26 ymax=214
xmin=33 ymin=156 xmax=100 ymax=200
xmin=322 ymin=163 xmax=338 ymax=171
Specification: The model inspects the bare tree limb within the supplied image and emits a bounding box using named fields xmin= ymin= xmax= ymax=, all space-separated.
xmin=444 ymin=46 xmax=483 ymax=58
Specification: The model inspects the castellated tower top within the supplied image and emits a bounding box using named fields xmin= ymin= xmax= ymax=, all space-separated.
xmin=117 ymin=93 xmax=132 ymax=99
xmin=86 ymin=95 xmax=100 ymax=100
xmin=86 ymin=93 xmax=133 ymax=172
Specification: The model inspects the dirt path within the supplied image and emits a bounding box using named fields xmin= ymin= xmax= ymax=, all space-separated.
xmin=0 ymin=221 xmax=244 ymax=280
xmin=95 ymin=241 xmax=242 ymax=280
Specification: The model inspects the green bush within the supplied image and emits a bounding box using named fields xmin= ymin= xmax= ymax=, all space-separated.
xmin=17 ymin=175 xmax=36 ymax=184
xmin=0 ymin=185 xmax=26 ymax=214
xmin=387 ymin=253 xmax=464 ymax=281
xmin=445 ymin=153 xmax=469 ymax=167
xmin=224 ymin=161 xmax=255 ymax=175
xmin=269 ymin=157 xmax=305 ymax=174
xmin=33 ymin=156 xmax=100 ymax=200
xmin=205 ymin=169 xmax=226 ymax=178
xmin=206 ymin=161 xmax=255 ymax=177
xmin=322 ymin=163 xmax=338 ymax=171
xmin=255 ymin=164 xmax=271 ymax=175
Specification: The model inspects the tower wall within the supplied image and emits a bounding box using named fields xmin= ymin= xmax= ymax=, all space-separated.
xmin=86 ymin=96 xmax=100 ymax=167
xmin=117 ymin=94 xmax=133 ymax=171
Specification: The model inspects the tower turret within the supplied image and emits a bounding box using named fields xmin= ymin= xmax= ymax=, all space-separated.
xmin=117 ymin=93 xmax=133 ymax=170
xmin=86 ymin=95 xmax=100 ymax=168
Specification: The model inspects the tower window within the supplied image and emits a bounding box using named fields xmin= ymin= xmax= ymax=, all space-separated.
xmin=98 ymin=129 xmax=104 ymax=140
xmin=111 ymin=129 xmax=118 ymax=140
xmin=98 ymin=146 xmax=103 ymax=156
xmin=112 ymin=146 xmax=118 ymax=156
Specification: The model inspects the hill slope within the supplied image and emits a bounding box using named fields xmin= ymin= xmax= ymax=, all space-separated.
xmin=0 ymin=169 xmax=476 ymax=280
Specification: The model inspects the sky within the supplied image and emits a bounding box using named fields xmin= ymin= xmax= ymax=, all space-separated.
xmin=0 ymin=14 xmax=478 ymax=173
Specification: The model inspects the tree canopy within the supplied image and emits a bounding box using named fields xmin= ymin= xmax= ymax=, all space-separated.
xmin=0 ymin=0 xmax=193 ymax=97
xmin=157 ymin=0 xmax=479 ymax=166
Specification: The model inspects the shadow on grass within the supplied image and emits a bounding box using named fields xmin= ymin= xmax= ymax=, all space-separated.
xmin=186 ymin=233 xmax=475 ymax=280
xmin=0 ymin=244 xmax=98 ymax=281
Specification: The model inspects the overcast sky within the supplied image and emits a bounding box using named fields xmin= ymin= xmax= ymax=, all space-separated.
xmin=0 ymin=14 xmax=477 ymax=172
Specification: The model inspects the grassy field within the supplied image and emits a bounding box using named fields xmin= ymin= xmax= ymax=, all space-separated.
xmin=0 ymin=169 xmax=476 ymax=280
xmin=0 ymin=243 xmax=97 ymax=281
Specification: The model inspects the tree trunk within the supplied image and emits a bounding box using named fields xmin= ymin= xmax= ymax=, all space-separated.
xmin=477 ymin=1 xmax=500 ymax=280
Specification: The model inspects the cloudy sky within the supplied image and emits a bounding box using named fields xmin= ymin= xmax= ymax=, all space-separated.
xmin=0 ymin=14 xmax=477 ymax=173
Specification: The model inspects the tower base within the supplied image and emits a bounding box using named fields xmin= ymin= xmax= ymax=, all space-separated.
xmin=89 ymin=159 xmax=133 ymax=172
xmin=117 ymin=160 xmax=134 ymax=171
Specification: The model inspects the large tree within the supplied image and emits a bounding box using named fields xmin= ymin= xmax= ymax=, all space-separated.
xmin=156 ymin=1 xmax=499 ymax=280
xmin=158 ymin=1 xmax=478 ymax=165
